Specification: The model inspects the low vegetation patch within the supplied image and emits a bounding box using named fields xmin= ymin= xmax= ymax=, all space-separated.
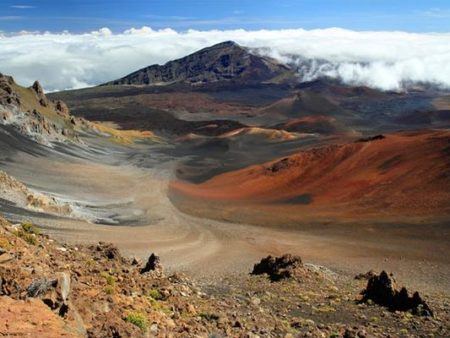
xmin=14 ymin=221 xmax=40 ymax=245
xmin=100 ymin=271 xmax=116 ymax=286
xmin=125 ymin=311 xmax=148 ymax=331
xmin=21 ymin=221 xmax=40 ymax=235
xmin=147 ymin=288 xmax=164 ymax=300
xmin=104 ymin=285 xmax=114 ymax=295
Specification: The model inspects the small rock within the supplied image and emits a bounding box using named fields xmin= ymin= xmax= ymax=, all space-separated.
xmin=355 ymin=270 xmax=377 ymax=280
xmin=250 ymin=297 xmax=261 ymax=306
xmin=131 ymin=256 xmax=141 ymax=265
xmin=150 ymin=324 xmax=158 ymax=335
xmin=186 ymin=304 xmax=197 ymax=315
xmin=0 ymin=252 xmax=13 ymax=263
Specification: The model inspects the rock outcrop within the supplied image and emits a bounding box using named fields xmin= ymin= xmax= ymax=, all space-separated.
xmin=251 ymin=254 xmax=303 ymax=281
xmin=140 ymin=253 xmax=162 ymax=274
xmin=361 ymin=271 xmax=433 ymax=316
xmin=0 ymin=73 xmax=84 ymax=146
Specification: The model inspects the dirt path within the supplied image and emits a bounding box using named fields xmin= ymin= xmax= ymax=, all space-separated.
xmin=1 ymin=147 xmax=449 ymax=296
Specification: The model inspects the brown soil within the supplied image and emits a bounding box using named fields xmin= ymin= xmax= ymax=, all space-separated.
xmin=1 ymin=215 xmax=448 ymax=337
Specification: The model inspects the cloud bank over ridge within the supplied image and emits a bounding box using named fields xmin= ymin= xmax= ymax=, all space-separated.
xmin=0 ymin=27 xmax=449 ymax=92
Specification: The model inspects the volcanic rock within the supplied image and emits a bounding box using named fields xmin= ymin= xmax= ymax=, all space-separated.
xmin=27 ymin=278 xmax=57 ymax=298
xmin=55 ymin=100 xmax=70 ymax=116
xmin=266 ymin=158 xmax=293 ymax=174
xmin=355 ymin=270 xmax=377 ymax=280
xmin=32 ymin=80 xmax=44 ymax=95
xmin=361 ymin=271 xmax=433 ymax=316
xmin=104 ymin=41 xmax=293 ymax=87
xmin=251 ymin=254 xmax=303 ymax=281
xmin=140 ymin=253 xmax=162 ymax=274
xmin=356 ymin=134 xmax=385 ymax=143
xmin=93 ymin=242 xmax=122 ymax=261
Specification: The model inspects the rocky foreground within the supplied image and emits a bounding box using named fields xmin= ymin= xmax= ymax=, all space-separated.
xmin=0 ymin=215 xmax=449 ymax=337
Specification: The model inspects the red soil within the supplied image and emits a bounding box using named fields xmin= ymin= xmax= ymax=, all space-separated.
xmin=171 ymin=130 xmax=450 ymax=218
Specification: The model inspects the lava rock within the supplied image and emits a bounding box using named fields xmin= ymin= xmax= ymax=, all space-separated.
xmin=55 ymin=100 xmax=70 ymax=116
xmin=355 ymin=270 xmax=377 ymax=280
xmin=356 ymin=134 xmax=385 ymax=143
xmin=361 ymin=271 xmax=433 ymax=316
xmin=93 ymin=242 xmax=122 ymax=261
xmin=251 ymin=254 xmax=303 ymax=281
xmin=140 ymin=253 xmax=162 ymax=274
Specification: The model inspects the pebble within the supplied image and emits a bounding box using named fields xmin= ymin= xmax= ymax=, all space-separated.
xmin=250 ymin=297 xmax=261 ymax=306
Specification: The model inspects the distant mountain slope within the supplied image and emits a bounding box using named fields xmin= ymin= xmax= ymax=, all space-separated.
xmin=103 ymin=41 xmax=295 ymax=87
xmin=0 ymin=73 xmax=84 ymax=145
xmin=171 ymin=129 xmax=450 ymax=220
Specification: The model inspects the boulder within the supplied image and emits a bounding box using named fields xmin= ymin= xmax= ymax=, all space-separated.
xmin=27 ymin=278 xmax=57 ymax=298
xmin=56 ymin=272 xmax=71 ymax=303
xmin=361 ymin=271 xmax=433 ymax=316
xmin=55 ymin=100 xmax=70 ymax=116
xmin=93 ymin=242 xmax=122 ymax=261
xmin=140 ymin=253 xmax=162 ymax=274
xmin=31 ymin=81 xmax=45 ymax=96
xmin=251 ymin=254 xmax=303 ymax=281
xmin=31 ymin=81 xmax=49 ymax=107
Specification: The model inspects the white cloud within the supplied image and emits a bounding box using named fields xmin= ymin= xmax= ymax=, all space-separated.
xmin=0 ymin=27 xmax=450 ymax=91
xmin=10 ymin=5 xmax=35 ymax=9
xmin=0 ymin=16 xmax=23 ymax=21
xmin=421 ymin=8 xmax=450 ymax=19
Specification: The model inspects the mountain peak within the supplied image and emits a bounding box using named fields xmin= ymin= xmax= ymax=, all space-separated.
xmin=103 ymin=41 xmax=293 ymax=87
xmin=207 ymin=40 xmax=240 ymax=48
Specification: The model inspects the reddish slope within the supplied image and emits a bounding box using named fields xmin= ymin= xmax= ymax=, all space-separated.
xmin=171 ymin=130 xmax=450 ymax=219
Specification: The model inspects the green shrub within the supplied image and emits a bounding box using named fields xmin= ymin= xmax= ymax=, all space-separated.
xmin=21 ymin=221 xmax=40 ymax=235
xmin=147 ymin=288 xmax=164 ymax=300
xmin=104 ymin=285 xmax=114 ymax=295
xmin=125 ymin=312 xmax=148 ymax=331
xmin=15 ymin=229 xmax=37 ymax=245
xmin=22 ymin=233 xmax=37 ymax=245
xmin=100 ymin=271 xmax=116 ymax=286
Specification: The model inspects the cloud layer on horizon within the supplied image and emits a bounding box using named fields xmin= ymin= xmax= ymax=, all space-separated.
xmin=1 ymin=27 xmax=450 ymax=92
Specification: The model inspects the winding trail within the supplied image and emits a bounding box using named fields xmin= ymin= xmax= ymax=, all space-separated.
xmin=1 ymin=139 xmax=449 ymax=295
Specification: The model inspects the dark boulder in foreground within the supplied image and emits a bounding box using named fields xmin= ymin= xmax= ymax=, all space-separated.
xmin=140 ymin=253 xmax=162 ymax=274
xmin=361 ymin=271 xmax=433 ymax=316
xmin=251 ymin=254 xmax=303 ymax=281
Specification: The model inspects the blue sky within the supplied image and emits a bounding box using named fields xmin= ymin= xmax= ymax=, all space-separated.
xmin=1 ymin=0 xmax=450 ymax=33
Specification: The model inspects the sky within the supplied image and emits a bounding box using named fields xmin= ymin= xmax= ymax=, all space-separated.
xmin=1 ymin=0 xmax=450 ymax=33
xmin=0 ymin=1 xmax=450 ymax=92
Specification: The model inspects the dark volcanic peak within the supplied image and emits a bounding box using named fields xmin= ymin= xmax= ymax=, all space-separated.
xmin=103 ymin=41 xmax=294 ymax=87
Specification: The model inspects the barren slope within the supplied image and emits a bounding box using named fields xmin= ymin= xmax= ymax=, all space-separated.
xmin=171 ymin=130 xmax=450 ymax=221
